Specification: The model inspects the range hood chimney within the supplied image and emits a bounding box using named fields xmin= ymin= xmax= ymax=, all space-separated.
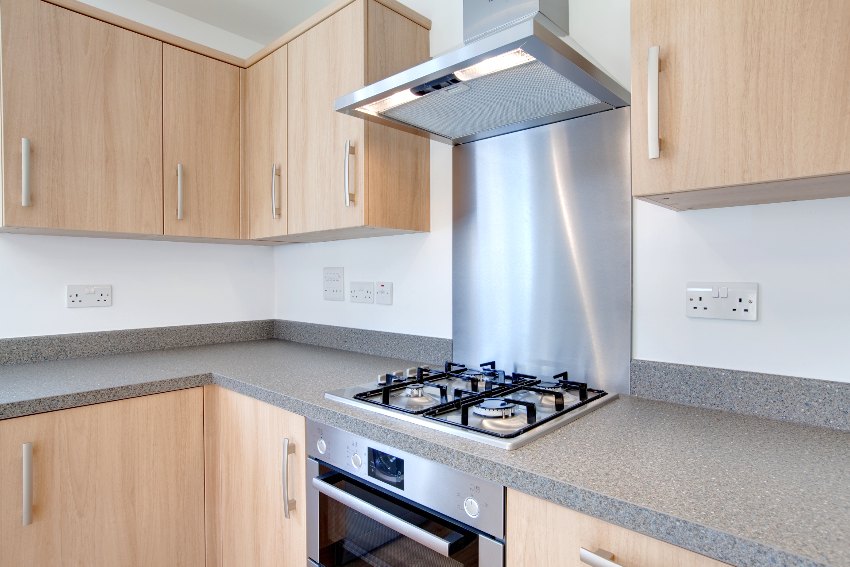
xmin=335 ymin=0 xmax=630 ymax=145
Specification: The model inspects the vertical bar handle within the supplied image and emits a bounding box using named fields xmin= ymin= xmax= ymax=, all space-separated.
xmin=580 ymin=548 xmax=621 ymax=567
xmin=271 ymin=164 xmax=281 ymax=219
xmin=344 ymin=141 xmax=355 ymax=207
xmin=282 ymin=438 xmax=296 ymax=519
xmin=176 ymin=163 xmax=184 ymax=220
xmin=22 ymin=443 xmax=33 ymax=526
xmin=21 ymin=138 xmax=32 ymax=207
xmin=647 ymin=46 xmax=660 ymax=160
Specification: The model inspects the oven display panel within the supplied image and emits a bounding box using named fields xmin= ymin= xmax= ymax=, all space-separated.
xmin=367 ymin=448 xmax=404 ymax=490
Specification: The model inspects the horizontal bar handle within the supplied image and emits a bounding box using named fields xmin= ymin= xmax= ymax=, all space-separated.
xmin=580 ymin=548 xmax=621 ymax=567
xmin=312 ymin=476 xmax=451 ymax=557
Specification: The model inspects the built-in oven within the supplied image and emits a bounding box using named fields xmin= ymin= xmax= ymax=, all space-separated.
xmin=307 ymin=420 xmax=505 ymax=567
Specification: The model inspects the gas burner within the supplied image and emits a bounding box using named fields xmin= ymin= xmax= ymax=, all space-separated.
xmin=404 ymin=384 xmax=426 ymax=398
xmin=472 ymin=399 xmax=516 ymax=418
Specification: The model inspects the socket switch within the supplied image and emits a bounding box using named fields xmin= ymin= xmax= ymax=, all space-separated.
xmin=323 ymin=267 xmax=344 ymax=301
xmin=350 ymin=282 xmax=374 ymax=304
xmin=375 ymin=282 xmax=393 ymax=305
xmin=67 ymin=285 xmax=112 ymax=308
xmin=686 ymin=282 xmax=758 ymax=321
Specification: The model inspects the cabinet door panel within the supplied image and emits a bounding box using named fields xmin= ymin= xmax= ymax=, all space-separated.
xmin=631 ymin=0 xmax=850 ymax=198
xmin=506 ymin=489 xmax=728 ymax=566
xmin=288 ymin=1 xmax=365 ymax=234
xmin=0 ymin=390 xmax=205 ymax=566
xmin=244 ymin=47 xmax=288 ymax=239
xmin=163 ymin=45 xmax=241 ymax=239
xmin=204 ymin=385 xmax=307 ymax=566
xmin=1 ymin=0 xmax=163 ymax=233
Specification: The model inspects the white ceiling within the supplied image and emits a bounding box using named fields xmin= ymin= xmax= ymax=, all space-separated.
xmin=147 ymin=0 xmax=337 ymax=44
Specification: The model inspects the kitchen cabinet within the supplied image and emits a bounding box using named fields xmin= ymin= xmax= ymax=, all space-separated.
xmin=631 ymin=0 xmax=850 ymax=210
xmin=1 ymin=0 xmax=163 ymax=234
xmin=286 ymin=0 xmax=430 ymax=241
xmin=242 ymin=46 xmax=289 ymax=240
xmin=0 ymin=389 xmax=205 ymax=566
xmin=506 ymin=489 xmax=728 ymax=566
xmin=163 ymin=45 xmax=241 ymax=239
xmin=203 ymin=385 xmax=306 ymax=566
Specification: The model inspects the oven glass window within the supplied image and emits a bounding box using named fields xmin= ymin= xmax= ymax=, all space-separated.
xmin=317 ymin=472 xmax=480 ymax=567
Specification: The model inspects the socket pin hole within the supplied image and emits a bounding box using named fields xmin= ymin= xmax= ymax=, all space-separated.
xmin=738 ymin=298 xmax=742 ymax=303
xmin=733 ymin=309 xmax=737 ymax=312
xmin=699 ymin=296 xmax=703 ymax=301
xmin=703 ymin=307 xmax=708 ymax=310
xmin=744 ymin=309 xmax=749 ymax=313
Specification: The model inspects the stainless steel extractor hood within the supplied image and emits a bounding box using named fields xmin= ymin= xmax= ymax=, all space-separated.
xmin=334 ymin=0 xmax=630 ymax=145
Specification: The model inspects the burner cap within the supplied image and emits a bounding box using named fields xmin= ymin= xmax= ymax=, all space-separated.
xmin=472 ymin=398 xmax=516 ymax=418
xmin=404 ymin=384 xmax=425 ymax=398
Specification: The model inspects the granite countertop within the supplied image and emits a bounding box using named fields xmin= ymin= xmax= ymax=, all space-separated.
xmin=0 ymin=339 xmax=847 ymax=567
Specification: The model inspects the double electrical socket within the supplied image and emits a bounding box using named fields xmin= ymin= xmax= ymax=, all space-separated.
xmin=686 ymin=282 xmax=758 ymax=321
xmin=66 ymin=285 xmax=112 ymax=308
xmin=323 ymin=267 xmax=393 ymax=305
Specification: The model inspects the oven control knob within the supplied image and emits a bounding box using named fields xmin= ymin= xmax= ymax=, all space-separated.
xmin=316 ymin=438 xmax=327 ymax=455
xmin=463 ymin=497 xmax=480 ymax=518
xmin=351 ymin=453 xmax=363 ymax=469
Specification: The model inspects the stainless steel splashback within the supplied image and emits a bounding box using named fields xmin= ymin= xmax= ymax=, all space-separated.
xmin=452 ymin=108 xmax=631 ymax=394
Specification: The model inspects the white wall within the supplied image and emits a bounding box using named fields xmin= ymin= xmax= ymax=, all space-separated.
xmin=272 ymin=0 xmax=462 ymax=340
xmin=0 ymin=235 xmax=274 ymax=338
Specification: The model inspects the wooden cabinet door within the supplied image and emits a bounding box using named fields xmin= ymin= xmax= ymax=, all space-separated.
xmin=0 ymin=389 xmax=205 ymax=566
xmin=204 ymin=385 xmax=307 ymax=567
xmin=632 ymin=0 xmax=850 ymax=200
xmin=163 ymin=45 xmax=241 ymax=239
xmin=1 ymin=0 xmax=163 ymax=234
xmin=288 ymin=1 xmax=366 ymax=235
xmin=243 ymin=46 xmax=288 ymax=239
xmin=506 ymin=489 xmax=728 ymax=566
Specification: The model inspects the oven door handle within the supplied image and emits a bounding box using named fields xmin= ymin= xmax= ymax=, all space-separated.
xmin=312 ymin=476 xmax=452 ymax=557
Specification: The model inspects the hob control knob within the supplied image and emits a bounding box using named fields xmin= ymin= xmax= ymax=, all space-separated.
xmin=316 ymin=438 xmax=327 ymax=455
xmin=351 ymin=453 xmax=363 ymax=469
xmin=463 ymin=497 xmax=480 ymax=518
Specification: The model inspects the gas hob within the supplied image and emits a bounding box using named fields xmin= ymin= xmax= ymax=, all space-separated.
xmin=325 ymin=361 xmax=617 ymax=450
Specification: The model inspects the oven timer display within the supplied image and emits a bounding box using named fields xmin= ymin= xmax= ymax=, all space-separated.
xmin=367 ymin=448 xmax=404 ymax=490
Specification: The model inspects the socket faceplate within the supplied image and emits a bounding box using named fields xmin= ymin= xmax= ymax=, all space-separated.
xmin=686 ymin=282 xmax=758 ymax=321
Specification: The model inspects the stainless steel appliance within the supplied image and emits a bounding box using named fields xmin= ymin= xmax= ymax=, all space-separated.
xmin=335 ymin=0 xmax=629 ymax=144
xmin=307 ymin=420 xmax=505 ymax=567
xmin=326 ymin=361 xmax=615 ymax=450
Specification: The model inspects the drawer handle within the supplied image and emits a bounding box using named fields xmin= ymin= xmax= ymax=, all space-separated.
xmin=343 ymin=140 xmax=355 ymax=207
xmin=22 ymin=442 xmax=33 ymax=526
xmin=176 ymin=163 xmax=185 ymax=220
xmin=580 ymin=548 xmax=621 ymax=567
xmin=271 ymin=164 xmax=281 ymax=219
xmin=647 ymin=45 xmax=660 ymax=159
xmin=22 ymin=138 xmax=32 ymax=207
xmin=282 ymin=438 xmax=296 ymax=519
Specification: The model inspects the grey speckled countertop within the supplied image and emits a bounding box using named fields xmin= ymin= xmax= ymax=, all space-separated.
xmin=0 ymin=340 xmax=847 ymax=567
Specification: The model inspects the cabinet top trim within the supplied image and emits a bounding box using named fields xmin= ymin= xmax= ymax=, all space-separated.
xmin=41 ymin=0 xmax=431 ymax=69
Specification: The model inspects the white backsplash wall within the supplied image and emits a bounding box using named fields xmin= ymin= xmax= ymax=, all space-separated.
xmin=272 ymin=0 xmax=462 ymax=340
xmin=633 ymin=197 xmax=850 ymax=383
xmin=0 ymin=235 xmax=274 ymax=338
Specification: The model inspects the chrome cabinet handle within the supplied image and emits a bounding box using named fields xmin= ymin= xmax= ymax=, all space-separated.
xmin=312 ymin=476 xmax=452 ymax=557
xmin=21 ymin=138 xmax=32 ymax=207
xmin=271 ymin=164 xmax=281 ymax=219
xmin=22 ymin=443 xmax=33 ymax=526
xmin=344 ymin=141 xmax=355 ymax=207
xmin=282 ymin=438 xmax=296 ymax=519
xmin=580 ymin=548 xmax=621 ymax=567
xmin=647 ymin=45 xmax=660 ymax=159
xmin=176 ymin=163 xmax=184 ymax=220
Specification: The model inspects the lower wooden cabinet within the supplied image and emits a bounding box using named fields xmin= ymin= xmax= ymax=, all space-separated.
xmin=0 ymin=389 xmax=206 ymax=566
xmin=203 ymin=385 xmax=307 ymax=567
xmin=506 ymin=489 xmax=728 ymax=567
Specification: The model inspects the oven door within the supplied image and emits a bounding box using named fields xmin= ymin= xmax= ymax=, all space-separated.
xmin=307 ymin=461 xmax=503 ymax=567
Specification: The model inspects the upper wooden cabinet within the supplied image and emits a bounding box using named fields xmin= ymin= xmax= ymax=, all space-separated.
xmin=1 ymin=0 xmax=164 ymax=234
xmin=0 ymin=390 xmax=205 ymax=566
xmin=286 ymin=0 xmax=430 ymax=240
xmin=203 ymin=385 xmax=306 ymax=566
xmin=242 ymin=46 xmax=288 ymax=240
xmin=506 ymin=489 xmax=729 ymax=567
xmin=163 ymin=45 xmax=241 ymax=239
xmin=632 ymin=0 xmax=850 ymax=210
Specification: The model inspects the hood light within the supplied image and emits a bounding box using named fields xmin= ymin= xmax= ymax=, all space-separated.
xmin=357 ymin=48 xmax=537 ymax=116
